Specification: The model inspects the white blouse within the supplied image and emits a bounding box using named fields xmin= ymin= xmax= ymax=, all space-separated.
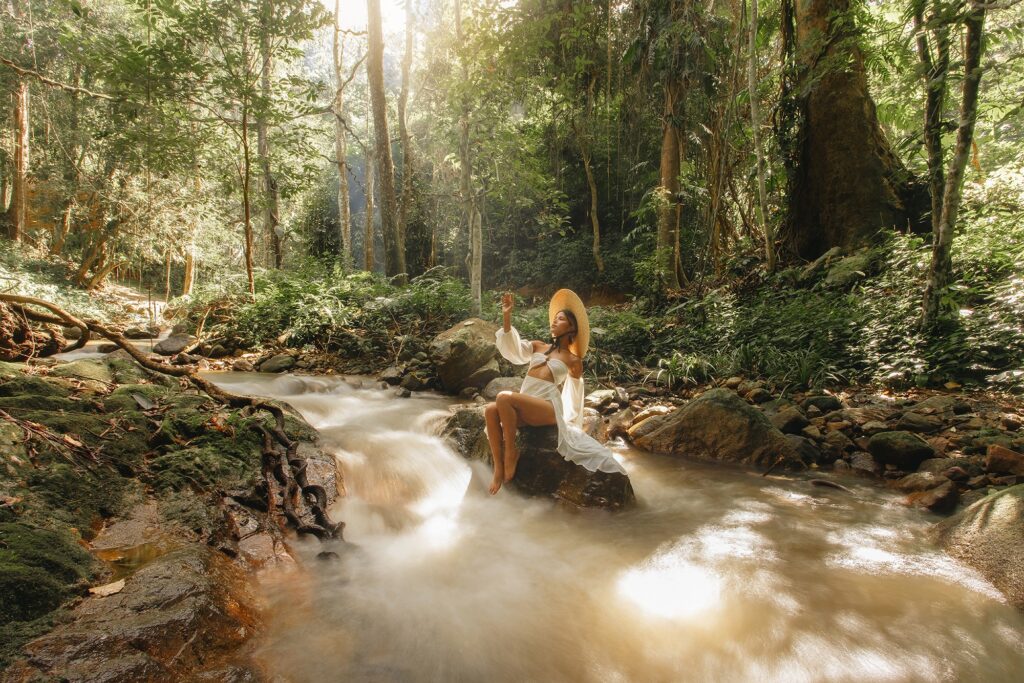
xmin=494 ymin=326 xmax=626 ymax=475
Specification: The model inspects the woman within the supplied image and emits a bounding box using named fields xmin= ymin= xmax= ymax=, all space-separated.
xmin=485 ymin=288 xmax=626 ymax=495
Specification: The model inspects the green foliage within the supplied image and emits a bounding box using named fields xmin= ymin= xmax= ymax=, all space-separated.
xmin=180 ymin=262 xmax=475 ymax=360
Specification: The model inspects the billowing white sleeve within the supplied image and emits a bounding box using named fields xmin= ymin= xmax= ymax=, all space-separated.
xmin=494 ymin=326 xmax=534 ymax=365
xmin=562 ymin=376 xmax=585 ymax=428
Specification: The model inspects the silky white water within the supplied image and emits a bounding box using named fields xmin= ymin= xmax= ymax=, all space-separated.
xmin=209 ymin=373 xmax=1024 ymax=682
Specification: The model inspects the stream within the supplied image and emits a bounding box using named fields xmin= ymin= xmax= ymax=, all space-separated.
xmin=209 ymin=372 xmax=1024 ymax=682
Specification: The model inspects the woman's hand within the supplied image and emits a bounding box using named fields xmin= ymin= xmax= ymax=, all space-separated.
xmin=502 ymin=292 xmax=513 ymax=332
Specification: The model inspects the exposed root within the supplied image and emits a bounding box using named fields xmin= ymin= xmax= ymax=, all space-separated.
xmin=0 ymin=293 xmax=344 ymax=543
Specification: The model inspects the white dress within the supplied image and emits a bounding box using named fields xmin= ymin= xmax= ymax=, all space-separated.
xmin=494 ymin=326 xmax=627 ymax=475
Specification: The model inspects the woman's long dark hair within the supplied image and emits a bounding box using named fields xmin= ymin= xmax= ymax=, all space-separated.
xmin=546 ymin=309 xmax=578 ymax=356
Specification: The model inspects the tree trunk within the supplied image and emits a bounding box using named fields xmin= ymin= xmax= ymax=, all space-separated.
xmin=333 ymin=2 xmax=352 ymax=267
xmin=258 ymin=10 xmax=282 ymax=270
xmin=164 ymin=248 xmax=171 ymax=302
xmin=456 ymin=0 xmax=481 ymax=314
xmin=747 ymin=0 xmax=773 ymax=272
xmin=6 ymin=81 xmax=29 ymax=241
xmin=86 ymin=258 xmax=122 ymax=291
xmin=922 ymin=4 xmax=986 ymax=329
xmin=657 ymin=83 xmax=682 ymax=289
xmin=181 ymin=243 xmax=195 ymax=296
xmin=51 ymin=203 xmax=72 ymax=256
xmin=366 ymin=0 xmax=405 ymax=279
xmin=398 ymin=0 xmax=415 ymax=275
xmin=364 ymin=150 xmax=376 ymax=272
xmin=241 ymin=102 xmax=256 ymax=299
xmin=581 ymin=147 xmax=604 ymax=273
xmin=913 ymin=2 xmax=949 ymax=235
xmin=784 ymin=0 xmax=927 ymax=259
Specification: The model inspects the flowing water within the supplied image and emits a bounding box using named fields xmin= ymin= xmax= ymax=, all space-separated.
xmin=210 ymin=373 xmax=1024 ymax=682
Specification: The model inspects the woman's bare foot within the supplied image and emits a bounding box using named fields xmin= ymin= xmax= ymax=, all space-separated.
xmin=503 ymin=443 xmax=520 ymax=482
xmin=489 ymin=470 xmax=504 ymax=495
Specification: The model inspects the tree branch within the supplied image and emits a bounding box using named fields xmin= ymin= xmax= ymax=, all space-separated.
xmin=0 ymin=55 xmax=116 ymax=101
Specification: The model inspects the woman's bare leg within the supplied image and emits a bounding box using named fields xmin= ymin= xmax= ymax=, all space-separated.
xmin=484 ymin=403 xmax=504 ymax=494
xmin=495 ymin=391 xmax=556 ymax=482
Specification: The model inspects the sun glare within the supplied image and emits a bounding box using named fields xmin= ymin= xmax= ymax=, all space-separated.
xmin=335 ymin=0 xmax=406 ymax=33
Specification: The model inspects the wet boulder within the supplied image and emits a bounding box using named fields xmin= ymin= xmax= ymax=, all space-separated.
xmin=442 ymin=406 xmax=634 ymax=510
xmin=630 ymin=388 xmax=803 ymax=470
xmin=429 ymin=319 xmax=501 ymax=393
xmin=259 ymin=353 xmax=296 ymax=374
xmin=867 ymin=431 xmax=935 ymax=470
xmin=481 ymin=377 xmax=522 ymax=401
xmin=8 ymin=546 xmax=259 ymax=682
xmin=985 ymin=444 xmax=1024 ymax=477
xmin=932 ymin=484 xmax=1024 ymax=609
xmin=153 ymin=333 xmax=196 ymax=356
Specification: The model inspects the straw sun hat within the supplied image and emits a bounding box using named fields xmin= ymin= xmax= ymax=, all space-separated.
xmin=549 ymin=288 xmax=590 ymax=358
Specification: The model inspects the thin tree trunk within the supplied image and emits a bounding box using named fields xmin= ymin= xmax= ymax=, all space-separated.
xmin=922 ymin=4 xmax=986 ymax=329
xmin=657 ymin=83 xmax=682 ymax=289
xmin=366 ymin=0 xmax=405 ymax=279
xmin=6 ymin=81 xmax=29 ymax=241
xmin=181 ymin=244 xmax=195 ymax=296
xmin=86 ymin=258 xmax=122 ymax=291
xmin=164 ymin=248 xmax=171 ymax=302
xmin=333 ymin=3 xmax=352 ymax=266
xmin=747 ymin=0 xmax=773 ymax=272
xmin=51 ymin=203 xmax=72 ymax=256
xmin=914 ymin=2 xmax=949 ymax=235
xmin=241 ymin=102 xmax=256 ymax=300
xmin=582 ymin=147 xmax=604 ymax=273
xmin=258 ymin=8 xmax=282 ymax=270
xmin=456 ymin=0 xmax=481 ymax=314
xmin=364 ymin=150 xmax=376 ymax=272
xmin=397 ymin=0 xmax=415 ymax=274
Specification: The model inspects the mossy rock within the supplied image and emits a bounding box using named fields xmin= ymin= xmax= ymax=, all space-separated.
xmin=149 ymin=444 xmax=260 ymax=493
xmin=0 ymin=522 xmax=97 ymax=669
xmin=0 ymin=394 xmax=81 ymax=413
xmin=25 ymin=463 xmax=130 ymax=530
xmin=103 ymin=383 xmax=173 ymax=414
xmin=50 ymin=359 xmax=114 ymax=384
xmin=0 ymin=376 xmax=66 ymax=399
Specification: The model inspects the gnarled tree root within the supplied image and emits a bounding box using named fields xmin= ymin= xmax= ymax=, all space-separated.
xmin=0 ymin=293 xmax=344 ymax=543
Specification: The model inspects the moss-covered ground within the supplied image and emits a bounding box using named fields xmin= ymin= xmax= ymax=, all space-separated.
xmin=0 ymin=357 xmax=274 ymax=669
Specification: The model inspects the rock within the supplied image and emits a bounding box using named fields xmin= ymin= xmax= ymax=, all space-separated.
xmin=97 ymin=342 xmax=119 ymax=353
xmin=630 ymin=389 xmax=802 ymax=470
xmin=861 ymin=420 xmax=889 ymax=435
xmin=985 ymin=444 xmax=1024 ymax=476
xmin=895 ymin=411 xmax=943 ymax=434
xmin=805 ymin=404 xmax=823 ymax=418
xmin=606 ymin=408 xmax=636 ymax=440
xmin=785 ymin=435 xmax=821 ymax=465
xmin=380 ymin=364 xmax=405 ymax=385
xmin=801 ymin=395 xmax=842 ymax=413
xmin=746 ymin=388 xmax=773 ymax=404
xmin=123 ymin=326 xmax=157 ymax=340
xmin=629 ymin=405 xmax=674 ymax=429
xmin=907 ymin=479 xmax=959 ymax=513
xmin=800 ymin=246 xmax=845 ymax=281
xmin=867 ymin=431 xmax=935 ymax=470
xmin=932 ymin=485 xmax=1024 ymax=607
xmin=153 ymin=333 xmax=196 ymax=356
xmin=723 ymin=376 xmax=743 ymax=389
xmin=460 ymin=359 xmax=501 ymax=392
xmin=10 ymin=547 xmax=257 ymax=682
xmin=50 ymin=359 xmax=115 ymax=384
xmin=442 ymin=406 xmax=634 ymax=509
xmin=849 ymin=451 xmax=882 ymax=478
xmin=206 ymin=344 xmax=229 ymax=359
xmin=760 ymin=398 xmax=796 ymax=416
xmin=231 ymin=359 xmax=255 ymax=372
xmin=913 ymin=395 xmax=971 ymax=415
xmin=585 ymin=389 xmax=616 ymax=410
xmin=943 ymin=466 xmax=969 ymax=483
xmin=62 ymin=326 xmax=83 ymax=340
xmin=396 ymin=388 xmax=412 ymax=398
xmin=258 ymin=353 xmax=296 ymax=374
xmin=479 ymin=378 xmax=520 ymax=401
xmin=823 ymin=251 xmax=873 ymax=287
xmin=399 ymin=372 xmax=429 ymax=391
xmin=429 ymin=318 xmax=501 ymax=393
xmin=824 ymin=429 xmax=853 ymax=453
xmin=894 ymin=472 xmax=948 ymax=493
xmin=801 ymin=425 xmax=823 ymax=441
xmin=458 ymin=386 xmax=480 ymax=399
xmin=771 ymin=407 xmax=809 ymax=434
xmin=959 ymin=489 xmax=989 ymax=508
xmin=1002 ymin=414 xmax=1022 ymax=432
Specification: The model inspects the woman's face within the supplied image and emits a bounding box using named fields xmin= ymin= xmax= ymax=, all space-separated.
xmin=550 ymin=311 xmax=576 ymax=339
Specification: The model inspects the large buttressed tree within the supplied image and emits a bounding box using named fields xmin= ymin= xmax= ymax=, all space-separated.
xmin=782 ymin=0 xmax=928 ymax=259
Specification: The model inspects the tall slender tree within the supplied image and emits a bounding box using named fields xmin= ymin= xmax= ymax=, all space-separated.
xmin=366 ymin=0 xmax=405 ymax=278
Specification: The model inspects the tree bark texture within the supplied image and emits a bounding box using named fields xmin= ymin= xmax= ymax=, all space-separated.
xmin=367 ymin=0 xmax=405 ymax=278
xmin=657 ymin=82 xmax=682 ymax=289
xmin=258 ymin=21 xmax=283 ymax=269
xmin=784 ymin=0 xmax=928 ymax=259
xmin=398 ymin=0 xmax=415 ymax=273
xmin=6 ymin=81 xmax=29 ymax=241
xmin=364 ymin=149 xmax=376 ymax=272
xmin=747 ymin=0 xmax=774 ymax=272
xmin=922 ymin=4 xmax=986 ymax=329
xmin=333 ymin=3 xmax=352 ymax=267
xmin=456 ymin=0 xmax=481 ymax=314
xmin=242 ymin=101 xmax=256 ymax=299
